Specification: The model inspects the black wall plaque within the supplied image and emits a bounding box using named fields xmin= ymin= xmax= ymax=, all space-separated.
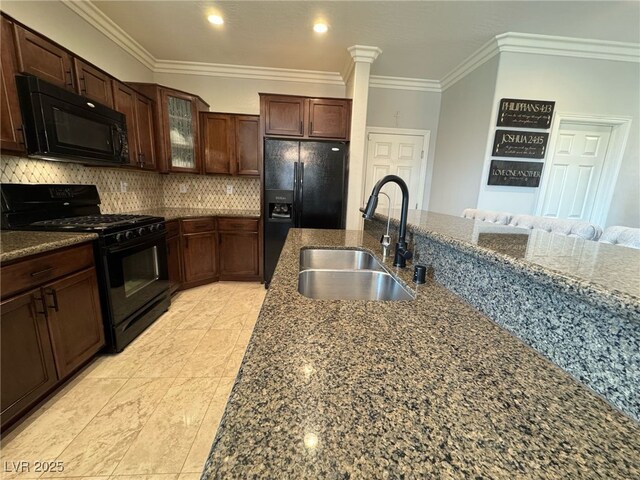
xmin=492 ymin=129 xmax=548 ymax=159
xmin=497 ymin=98 xmax=555 ymax=129
xmin=488 ymin=160 xmax=543 ymax=187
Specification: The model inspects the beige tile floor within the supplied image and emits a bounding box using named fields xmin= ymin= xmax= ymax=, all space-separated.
xmin=1 ymin=282 xmax=266 ymax=479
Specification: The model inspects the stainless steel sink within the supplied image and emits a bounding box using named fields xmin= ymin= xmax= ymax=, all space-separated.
xmin=298 ymin=248 xmax=414 ymax=301
xmin=300 ymin=248 xmax=384 ymax=271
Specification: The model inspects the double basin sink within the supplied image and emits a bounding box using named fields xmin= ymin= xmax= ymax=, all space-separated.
xmin=298 ymin=248 xmax=414 ymax=301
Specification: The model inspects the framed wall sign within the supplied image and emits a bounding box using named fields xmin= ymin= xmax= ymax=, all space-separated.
xmin=492 ymin=129 xmax=549 ymax=159
xmin=497 ymin=98 xmax=555 ymax=129
xmin=488 ymin=160 xmax=543 ymax=187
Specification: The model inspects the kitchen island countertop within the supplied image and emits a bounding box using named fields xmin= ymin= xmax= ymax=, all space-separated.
xmin=0 ymin=230 xmax=98 ymax=263
xmin=202 ymin=227 xmax=639 ymax=479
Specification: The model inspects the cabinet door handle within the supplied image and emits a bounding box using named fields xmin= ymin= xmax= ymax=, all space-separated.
xmin=45 ymin=288 xmax=59 ymax=312
xmin=17 ymin=124 xmax=26 ymax=146
xmin=310 ymin=121 xmax=313 ymax=133
xmin=80 ymin=76 xmax=87 ymax=94
xmin=299 ymin=120 xmax=303 ymax=134
xmin=65 ymin=69 xmax=73 ymax=88
xmin=30 ymin=267 xmax=53 ymax=277
xmin=32 ymin=293 xmax=47 ymax=316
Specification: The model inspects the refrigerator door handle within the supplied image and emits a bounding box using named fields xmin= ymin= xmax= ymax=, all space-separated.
xmin=293 ymin=161 xmax=299 ymax=226
xmin=299 ymin=162 xmax=304 ymax=225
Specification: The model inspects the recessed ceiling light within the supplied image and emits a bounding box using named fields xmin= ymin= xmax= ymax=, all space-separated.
xmin=208 ymin=14 xmax=224 ymax=25
xmin=313 ymin=23 xmax=328 ymax=33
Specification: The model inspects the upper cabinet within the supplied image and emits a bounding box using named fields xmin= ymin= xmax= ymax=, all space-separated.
xmin=261 ymin=94 xmax=351 ymax=140
xmin=1 ymin=16 xmax=24 ymax=153
xmin=201 ymin=113 xmax=259 ymax=176
xmin=73 ymin=58 xmax=113 ymax=108
xmin=13 ymin=24 xmax=75 ymax=90
xmin=112 ymin=81 xmax=156 ymax=170
xmin=129 ymin=83 xmax=210 ymax=174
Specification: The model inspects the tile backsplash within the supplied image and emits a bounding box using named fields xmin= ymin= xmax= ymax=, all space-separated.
xmin=0 ymin=155 xmax=260 ymax=213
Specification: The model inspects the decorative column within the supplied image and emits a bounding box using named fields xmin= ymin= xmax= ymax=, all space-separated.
xmin=344 ymin=45 xmax=382 ymax=230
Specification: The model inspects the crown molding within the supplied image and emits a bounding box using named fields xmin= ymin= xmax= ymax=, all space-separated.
xmin=496 ymin=32 xmax=640 ymax=63
xmin=61 ymin=0 xmax=155 ymax=70
xmin=154 ymin=60 xmax=345 ymax=85
xmin=441 ymin=32 xmax=640 ymax=91
xmin=370 ymin=75 xmax=441 ymax=92
xmin=440 ymin=36 xmax=500 ymax=91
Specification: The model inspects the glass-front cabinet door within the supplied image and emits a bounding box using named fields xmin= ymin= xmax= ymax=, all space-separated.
xmin=163 ymin=91 xmax=199 ymax=172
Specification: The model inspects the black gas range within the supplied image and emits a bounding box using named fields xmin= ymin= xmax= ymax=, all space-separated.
xmin=1 ymin=183 xmax=170 ymax=352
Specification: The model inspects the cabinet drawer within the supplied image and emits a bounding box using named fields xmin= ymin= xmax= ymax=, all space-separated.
xmin=181 ymin=217 xmax=216 ymax=233
xmin=217 ymin=218 xmax=258 ymax=232
xmin=1 ymin=243 xmax=94 ymax=299
xmin=165 ymin=220 xmax=180 ymax=238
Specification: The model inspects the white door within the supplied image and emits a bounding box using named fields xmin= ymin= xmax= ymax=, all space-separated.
xmin=539 ymin=123 xmax=612 ymax=221
xmin=364 ymin=132 xmax=427 ymax=212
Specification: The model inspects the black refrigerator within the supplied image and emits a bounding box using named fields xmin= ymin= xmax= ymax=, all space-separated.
xmin=264 ymin=138 xmax=348 ymax=284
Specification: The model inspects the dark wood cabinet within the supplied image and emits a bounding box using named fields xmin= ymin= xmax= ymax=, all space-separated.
xmin=13 ymin=24 xmax=74 ymax=90
xmin=128 ymin=83 xmax=210 ymax=174
xmin=308 ymin=98 xmax=350 ymax=139
xmin=113 ymin=81 xmax=156 ymax=170
xmin=202 ymin=113 xmax=234 ymax=175
xmin=0 ymin=16 xmax=24 ymax=153
xmin=181 ymin=218 xmax=218 ymax=287
xmin=235 ymin=115 xmax=260 ymax=175
xmin=1 ymin=289 xmax=58 ymax=432
xmin=218 ymin=217 xmax=260 ymax=280
xmin=165 ymin=220 xmax=182 ymax=294
xmin=73 ymin=58 xmax=113 ymax=108
xmin=261 ymin=94 xmax=351 ymax=140
xmin=201 ymin=113 xmax=260 ymax=176
xmin=263 ymin=95 xmax=305 ymax=136
xmin=0 ymin=242 xmax=104 ymax=432
xmin=43 ymin=268 xmax=104 ymax=379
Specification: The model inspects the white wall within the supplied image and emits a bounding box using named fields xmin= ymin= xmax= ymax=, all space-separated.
xmin=1 ymin=1 xmax=153 ymax=82
xmin=476 ymin=53 xmax=640 ymax=227
xmin=153 ymin=72 xmax=346 ymax=114
xmin=429 ymin=56 xmax=499 ymax=216
xmin=366 ymin=88 xmax=441 ymax=210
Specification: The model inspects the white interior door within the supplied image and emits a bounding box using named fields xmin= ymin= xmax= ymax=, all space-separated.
xmin=364 ymin=132 xmax=427 ymax=212
xmin=540 ymin=123 xmax=612 ymax=221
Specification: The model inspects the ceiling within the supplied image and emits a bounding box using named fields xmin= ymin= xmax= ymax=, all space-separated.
xmin=91 ymin=1 xmax=640 ymax=80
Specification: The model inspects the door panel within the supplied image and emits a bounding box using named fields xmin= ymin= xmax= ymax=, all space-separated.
xmin=1 ymin=17 xmax=24 ymax=153
xmin=134 ymin=93 xmax=156 ymax=170
xmin=365 ymin=133 xmax=426 ymax=211
xmin=264 ymin=139 xmax=298 ymax=190
xmin=299 ymin=142 xmax=346 ymax=229
xmin=112 ymin=81 xmax=138 ymax=166
xmin=73 ymin=59 xmax=113 ymax=108
xmin=264 ymin=96 xmax=305 ymax=136
xmin=235 ymin=115 xmax=260 ymax=176
xmin=541 ymin=123 xmax=611 ymax=221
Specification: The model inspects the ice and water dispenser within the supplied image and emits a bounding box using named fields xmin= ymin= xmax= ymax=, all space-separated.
xmin=266 ymin=190 xmax=293 ymax=221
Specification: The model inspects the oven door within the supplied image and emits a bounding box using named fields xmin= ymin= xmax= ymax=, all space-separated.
xmin=103 ymin=232 xmax=169 ymax=327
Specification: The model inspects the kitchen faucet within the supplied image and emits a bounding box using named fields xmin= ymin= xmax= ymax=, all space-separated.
xmin=360 ymin=175 xmax=413 ymax=268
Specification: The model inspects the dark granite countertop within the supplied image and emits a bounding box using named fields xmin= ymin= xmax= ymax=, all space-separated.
xmin=376 ymin=210 xmax=640 ymax=302
xmin=0 ymin=231 xmax=98 ymax=263
xmin=131 ymin=207 xmax=260 ymax=221
xmin=203 ymin=228 xmax=640 ymax=479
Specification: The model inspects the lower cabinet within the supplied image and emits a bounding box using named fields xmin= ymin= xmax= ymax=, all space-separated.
xmin=176 ymin=216 xmax=261 ymax=289
xmin=0 ymin=289 xmax=58 ymax=430
xmin=218 ymin=217 xmax=260 ymax=281
xmin=165 ymin=220 xmax=183 ymax=294
xmin=181 ymin=218 xmax=218 ymax=288
xmin=43 ymin=268 xmax=104 ymax=379
xmin=0 ymin=242 xmax=104 ymax=432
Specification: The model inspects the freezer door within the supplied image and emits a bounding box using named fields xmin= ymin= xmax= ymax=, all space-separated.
xmin=264 ymin=139 xmax=299 ymax=190
xmin=299 ymin=142 xmax=347 ymax=229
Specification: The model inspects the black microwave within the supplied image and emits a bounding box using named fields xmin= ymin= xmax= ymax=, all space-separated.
xmin=16 ymin=75 xmax=129 ymax=165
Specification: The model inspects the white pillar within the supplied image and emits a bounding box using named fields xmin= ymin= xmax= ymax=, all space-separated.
xmin=344 ymin=45 xmax=381 ymax=230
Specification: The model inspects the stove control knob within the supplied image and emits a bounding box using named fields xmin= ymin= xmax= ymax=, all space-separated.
xmin=125 ymin=231 xmax=133 ymax=240
xmin=116 ymin=233 xmax=124 ymax=243
xmin=138 ymin=227 xmax=146 ymax=236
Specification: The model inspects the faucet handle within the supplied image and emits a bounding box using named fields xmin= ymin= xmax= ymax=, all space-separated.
xmin=380 ymin=234 xmax=391 ymax=247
